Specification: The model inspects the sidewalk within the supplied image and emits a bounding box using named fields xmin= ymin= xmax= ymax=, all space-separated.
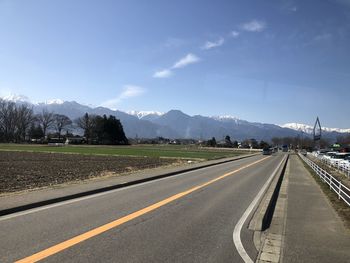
xmin=282 ymin=155 xmax=350 ymax=263
xmin=0 ymin=153 xmax=258 ymax=215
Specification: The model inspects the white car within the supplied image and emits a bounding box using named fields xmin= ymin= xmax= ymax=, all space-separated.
xmin=339 ymin=157 xmax=350 ymax=171
xmin=322 ymin=152 xmax=337 ymax=163
xmin=330 ymin=153 xmax=350 ymax=167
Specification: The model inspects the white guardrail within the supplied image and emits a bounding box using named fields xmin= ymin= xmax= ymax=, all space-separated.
xmin=320 ymin=157 xmax=350 ymax=179
xmin=299 ymin=153 xmax=350 ymax=206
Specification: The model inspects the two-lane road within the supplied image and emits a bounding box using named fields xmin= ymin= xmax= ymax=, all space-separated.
xmin=0 ymin=153 xmax=286 ymax=262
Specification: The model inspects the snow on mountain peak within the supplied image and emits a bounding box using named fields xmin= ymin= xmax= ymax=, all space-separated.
xmin=44 ymin=99 xmax=65 ymax=105
xmin=0 ymin=95 xmax=67 ymax=105
xmin=280 ymin=123 xmax=350 ymax=134
xmin=281 ymin=123 xmax=313 ymax=131
xmin=128 ymin=110 xmax=164 ymax=119
xmin=212 ymin=115 xmax=240 ymax=121
xmin=1 ymin=94 xmax=31 ymax=103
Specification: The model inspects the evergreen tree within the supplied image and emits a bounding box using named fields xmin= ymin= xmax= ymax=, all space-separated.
xmin=225 ymin=135 xmax=232 ymax=147
xmin=29 ymin=124 xmax=44 ymax=140
xmin=90 ymin=114 xmax=128 ymax=145
xmin=207 ymin=137 xmax=217 ymax=147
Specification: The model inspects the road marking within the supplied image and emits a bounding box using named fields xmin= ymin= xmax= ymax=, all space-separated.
xmin=15 ymin=156 xmax=270 ymax=263
xmin=233 ymin=155 xmax=286 ymax=263
xmin=1 ymin=156 xmax=258 ymax=222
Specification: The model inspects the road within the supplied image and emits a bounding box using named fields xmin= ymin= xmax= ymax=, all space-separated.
xmin=0 ymin=153 xmax=286 ymax=263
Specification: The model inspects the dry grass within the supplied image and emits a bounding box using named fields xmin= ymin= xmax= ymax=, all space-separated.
xmin=308 ymin=155 xmax=350 ymax=189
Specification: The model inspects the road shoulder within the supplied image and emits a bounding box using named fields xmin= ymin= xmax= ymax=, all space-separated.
xmin=282 ymin=155 xmax=350 ymax=263
xmin=255 ymin=155 xmax=289 ymax=263
xmin=0 ymin=153 xmax=258 ymax=216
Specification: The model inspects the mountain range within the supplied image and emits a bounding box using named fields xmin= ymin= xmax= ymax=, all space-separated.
xmin=1 ymin=95 xmax=349 ymax=141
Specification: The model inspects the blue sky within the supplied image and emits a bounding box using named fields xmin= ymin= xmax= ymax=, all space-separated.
xmin=0 ymin=0 xmax=350 ymax=128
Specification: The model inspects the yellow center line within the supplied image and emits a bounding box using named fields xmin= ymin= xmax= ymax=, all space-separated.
xmin=15 ymin=156 xmax=270 ymax=263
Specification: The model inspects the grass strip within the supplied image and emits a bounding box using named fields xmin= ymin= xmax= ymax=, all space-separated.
xmin=0 ymin=144 xmax=243 ymax=160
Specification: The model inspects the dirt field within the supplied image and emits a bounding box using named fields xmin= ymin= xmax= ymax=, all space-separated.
xmin=0 ymin=151 xmax=179 ymax=194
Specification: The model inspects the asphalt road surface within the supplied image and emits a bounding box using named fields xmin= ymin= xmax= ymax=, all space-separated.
xmin=0 ymin=153 xmax=286 ymax=263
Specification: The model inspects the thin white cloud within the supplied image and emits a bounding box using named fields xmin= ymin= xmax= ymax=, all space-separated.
xmin=153 ymin=53 xmax=200 ymax=79
xmin=302 ymin=33 xmax=333 ymax=47
xmin=172 ymin=53 xmax=200 ymax=69
xmin=164 ymin=37 xmax=187 ymax=48
xmin=231 ymin=31 xmax=240 ymax=38
xmin=314 ymin=33 xmax=332 ymax=41
xmin=241 ymin=20 xmax=266 ymax=32
xmin=153 ymin=69 xmax=173 ymax=78
xmin=101 ymin=85 xmax=145 ymax=109
xmin=201 ymin=37 xmax=224 ymax=50
xmin=280 ymin=0 xmax=298 ymax=12
xmin=119 ymin=85 xmax=145 ymax=98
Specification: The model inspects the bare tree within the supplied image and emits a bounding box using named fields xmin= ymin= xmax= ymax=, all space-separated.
xmin=0 ymin=100 xmax=35 ymax=142
xmin=271 ymin=137 xmax=281 ymax=146
xmin=337 ymin=134 xmax=350 ymax=145
xmin=0 ymin=99 xmax=5 ymax=140
xmin=37 ymin=109 xmax=55 ymax=137
xmin=15 ymin=104 xmax=34 ymax=142
xmin=76 ymin=113 xmax=94 ymax=144
xmin=0 ymin=100 xmax=17 ymax=142
xmin=53 ymin=114 xmax=72 ymax=140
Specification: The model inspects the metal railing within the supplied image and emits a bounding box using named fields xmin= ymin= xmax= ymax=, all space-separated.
xmin=310 ymin=152 xmax=350 ymax=178
xmin=320 ymin=157 xmax=350 ymax=178
xmin=299 ymin=153 xmax=350 ymax=206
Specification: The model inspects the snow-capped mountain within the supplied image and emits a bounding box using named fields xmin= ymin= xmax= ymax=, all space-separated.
xmin=128 ymin=111 xmax=164 ymax=119
xmin=212 ymin=115 xmax=240 ymax=123
xmin=280 ymin=123 xmax=350 ymax=134
xmin=2 ymin=94 xmax=31 ymax=104
xmin=42 ymin=99 xmax=65 ymax=105
xmin=2 ymin=94 xmax=349 ymax=140
xmin=280 ymin=123 xmax=314 ymax=134
xmin=1 ymin=94 xmax=65 ymax=106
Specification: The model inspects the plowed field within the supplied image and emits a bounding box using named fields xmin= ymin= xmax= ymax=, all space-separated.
xmin=0 ymin=151 xmax=178 ymax=193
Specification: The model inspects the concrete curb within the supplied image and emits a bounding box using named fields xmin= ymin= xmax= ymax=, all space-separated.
xmin=249 ymin=154 xmax=289 ymax=232
xmin=0 ymin=153 xmax=259 ymax=217
xmin=246 ymin=153 xmax=288 ymax=261
xmin=256 ymin=156 xmax=290 ymax=263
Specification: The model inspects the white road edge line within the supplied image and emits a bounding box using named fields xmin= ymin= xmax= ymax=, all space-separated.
xmin=233 ymin=155 xmax=286 ymax=263
xmin=0 ymin=156 xmax=261 ymax=221
xmin=0 ymin=171 xmax=191 ymax=221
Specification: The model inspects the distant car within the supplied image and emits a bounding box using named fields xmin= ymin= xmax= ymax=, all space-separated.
xmin=339 ymin=157 xmax=350 ymax=170
xmin=321 ymin=152 xmax=337 ymax=163
xmin=330 ymin=153 xmax=350 ymax=167
xmin=282 ymin=145 xmax=288 ymax=152
xmin=262 ymin=148 xmax=272 ymax=155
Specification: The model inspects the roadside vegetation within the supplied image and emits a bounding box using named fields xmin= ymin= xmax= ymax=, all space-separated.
xmin=0 ymin=99 xmax=128 ymax=145
xmin=0 ymin=144 xmax=246 ymax=160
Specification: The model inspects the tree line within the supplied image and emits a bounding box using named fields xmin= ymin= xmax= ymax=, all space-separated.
xmin=271 ymin=135 xmax=350 ymax=151
xmin=205 ymin=136 xmax=270 ymax=149
xmin=76 ymin=113 xmax=128 ymax=145
xmin=205 ymin=135 xmax=350 ymax=150
xmin=0 ymin=99 xmax=128 ymax=145
xmin=271 ymin=136 xmax=329 ymax=151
